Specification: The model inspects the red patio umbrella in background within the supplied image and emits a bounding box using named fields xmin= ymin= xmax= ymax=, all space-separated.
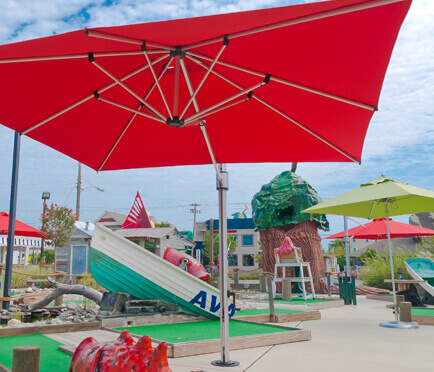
xmin=0 ymin=212 xmax=47 ymax=239
xmin=0 ymin=0 xmax=412 ymax=365
xmin=326 ymin=218 xmax=434 ymax=240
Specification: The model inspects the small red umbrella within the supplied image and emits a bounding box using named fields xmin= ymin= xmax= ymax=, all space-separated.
xmin=0 ymin=212 xmax=48 ymax=239
xmin=326 ymin=218 xmax=434 ymax=240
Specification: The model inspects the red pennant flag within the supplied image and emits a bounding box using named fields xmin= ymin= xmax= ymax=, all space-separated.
xmin=120 ymin=191 xmax=153 ymax=229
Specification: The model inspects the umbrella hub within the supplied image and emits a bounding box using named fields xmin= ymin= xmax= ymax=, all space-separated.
xmin=166 ymin=116 xmax=185 ymax=127
xmin=169 ymin=47 xmax=186 ymax=58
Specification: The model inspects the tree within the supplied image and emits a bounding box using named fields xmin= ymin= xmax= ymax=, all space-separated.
xmin=41 ymin=203 xmax=76 ymax=252
xmin=202 ymin=231 xmax=236 ymax=264
xmin=327 ymin=239 xmax=347 ymax=270
xmin=419 ymin=236 xmax=434 ymax=257
xmin=154 ymin=221 xmax=171 ymax=227
xmin=358 ymin=248 xmax=378 ymax=266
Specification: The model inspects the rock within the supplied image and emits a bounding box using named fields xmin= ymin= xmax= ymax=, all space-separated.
xmin=67 ymin=316 xmax=74 ymax=321
xmin=77 ymin=304 xmax=84 ymax=311
xmin=99 ymin=292 xmax=132 ymax=316
xmin=67 ymin=303 xmax=77 ymax=310
xmin=58 ymin=310 xmax=70 ymax=319
xmin=25 ymin=287 xmax=34 ymax=293
xmin=8 ymin=319 xmax=21 ymax=326
xmin=72 ymin=317 xmax=80 ymax=323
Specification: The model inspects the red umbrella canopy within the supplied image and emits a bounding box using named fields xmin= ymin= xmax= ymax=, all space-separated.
xmin=326 ymin=218 xmax=434 ymax=240
xmin=0 ymin=0 xmax=411 ymax=171
xmin=0 ymin=212 xmax=48 ymax=239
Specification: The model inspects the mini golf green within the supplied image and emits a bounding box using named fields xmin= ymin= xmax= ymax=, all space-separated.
xmin=261 ymin=298 xmax=332 ymax=304
xmin=116 ymin=320 xmax=293 ymax=344
xmin=234 ymin=308 xmax=304 ymax=316
xmin=411 ymin=308 xmax=434 ymax=317
xmin=0 ymin=334 xmax=71 ymax=371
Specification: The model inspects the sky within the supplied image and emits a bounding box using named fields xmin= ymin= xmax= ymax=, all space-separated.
xmin=0 ymin=0 xmax=433 ymax=245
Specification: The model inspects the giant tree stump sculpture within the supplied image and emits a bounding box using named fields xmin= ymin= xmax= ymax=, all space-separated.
xmin=252 ymin=171 xmax=329 ymax=292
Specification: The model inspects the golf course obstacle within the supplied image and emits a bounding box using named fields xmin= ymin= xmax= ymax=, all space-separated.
xmin=69 ymin=330 xmax=171 ymax=372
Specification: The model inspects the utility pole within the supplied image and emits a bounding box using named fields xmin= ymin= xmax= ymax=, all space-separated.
xmin=76 ymin=163 xmax=82 ymax=221
xmin=189 ymin=203 xmax=201 ymax=237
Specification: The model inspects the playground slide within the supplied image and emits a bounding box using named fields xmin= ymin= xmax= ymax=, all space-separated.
xmin=405 ymin=258 xmax=434 ymax=297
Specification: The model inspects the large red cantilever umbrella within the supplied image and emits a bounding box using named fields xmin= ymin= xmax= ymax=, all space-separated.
xmin=0 ymin=212 xmax=47 ymax=239
xmin=0 ymin=0 xmax=411 ymax=365
xmin=326 ymin=218 xmax=434 ymax=240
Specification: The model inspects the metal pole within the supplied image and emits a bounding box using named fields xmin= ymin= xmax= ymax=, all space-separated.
xmin=212 ymin=164 xmax=239 ymax=367
xmin=76 ymin=162 xmax=81 ymax=221
xmin=343 ymin=216 xmax=351 ymax=277
xmin=3 ymin=132 xmax=21 ymax=310
xmin=209 ymin=218 xmax=214 ymax=277
xmin=384 ymin=204 xmax=398 ymax=321
xmin=40 ymin=201 xmax=47 ymax=258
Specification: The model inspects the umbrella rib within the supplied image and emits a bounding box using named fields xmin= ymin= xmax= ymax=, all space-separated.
xmin=85 ymin=29 xmax=173 ymax=50
xmin=186 ymin=54 xmax=359 ymax=163
xmin=255 ymin=97 xmax=360 ymax=163
xmin=90 ymin=57 xmax=167 ymax=121
xmin=185 ymin=97 xmax=251 ymax=126
xmin=97 ymin=107 xmax=140 ymax=172
xmin=183 ymin=0 xmax=407 ymax=50
xmin=180 ymin=59 xmax=221 ymax=181
xmin=142 ymin=44 xmax=173 ymax=119
xmin=184 ymin=79 xmax=266 ymax=125
xmin=22 ymin=54 xmax=168 ymax=135
xmin=0 ymin=50 xmax=166 ymax=64
xmin=179 ymin=38 xmax=229 ymax=120
xmin=144 ymin=56 xmax=174 ymax=101
xmin=97 ymin=96 xmax=165 ymax=124
xmin=187 ymin=51 xmax=376 ymax=111
xmin=180 ymin=58 xmax=200 ymax=112
xmin=98 ymin=56 xmax=175 ymax=172
xmin=199 ymin=122 xmax=222 ymax=183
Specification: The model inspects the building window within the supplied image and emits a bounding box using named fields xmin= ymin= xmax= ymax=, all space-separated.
xmin=366 ymin=239 xmax=369 ymax=242
xmin=243 ymin=254 xmax=255 ymax=266
xmin=229 ymin=254 xmax=238 ymax=266
xmin=353 ymin=238 xmax=356 ymax=243
xmin=242 ymin=235 xmax=254 ymax=246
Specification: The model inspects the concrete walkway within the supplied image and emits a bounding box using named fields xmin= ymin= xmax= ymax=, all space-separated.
xmin=169 ymin=296 xmax=434 ymax=372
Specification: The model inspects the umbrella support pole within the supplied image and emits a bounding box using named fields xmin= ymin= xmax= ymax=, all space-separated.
xmin=384 ymin=204 xmax=398 ymax=321
xmin=3 ymin=132 xmax=21 ymax=310
xmin=212 ymin=164 xmax=239 ymax=367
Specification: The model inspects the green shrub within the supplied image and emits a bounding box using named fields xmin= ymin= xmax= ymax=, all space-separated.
xmin=361 ymin=247 xmax=418 ymax=290
xmin=11 ymin=265 xmax=54 ymax=289
xmin=239 ymin=274 xmax=260 ymax=280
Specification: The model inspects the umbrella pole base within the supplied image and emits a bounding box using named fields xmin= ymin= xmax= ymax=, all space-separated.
xmin=379 ymin=321 xmax=419 ymax=329
xmin=211 ymin=360 xmax=240 ymax=367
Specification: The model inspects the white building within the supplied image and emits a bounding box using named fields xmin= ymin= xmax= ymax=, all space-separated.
xmin=194 ymin=218 xmax=261 ymax=274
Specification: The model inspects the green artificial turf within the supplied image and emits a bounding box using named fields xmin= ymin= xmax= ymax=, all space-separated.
xmin=411 ymin=308 xmax=434 ymax=317
xmin=116 ymin=320 xmax=292 ymax=344
xmin=47 ymin=300 xmax=95 ymax=307
xmin=234 ymin=308 xmax=304 ymax=316
xmin=261 ymin=298 xmax=331 ymax=304
xmin=0 ymin=334 xmax=71 ymax=371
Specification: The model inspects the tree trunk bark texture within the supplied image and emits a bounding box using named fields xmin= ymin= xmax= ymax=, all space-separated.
xmin=26 ymin=277 xmax=103 ymax=311
xmin=260 ymin=221 xmax=325 ymax=292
